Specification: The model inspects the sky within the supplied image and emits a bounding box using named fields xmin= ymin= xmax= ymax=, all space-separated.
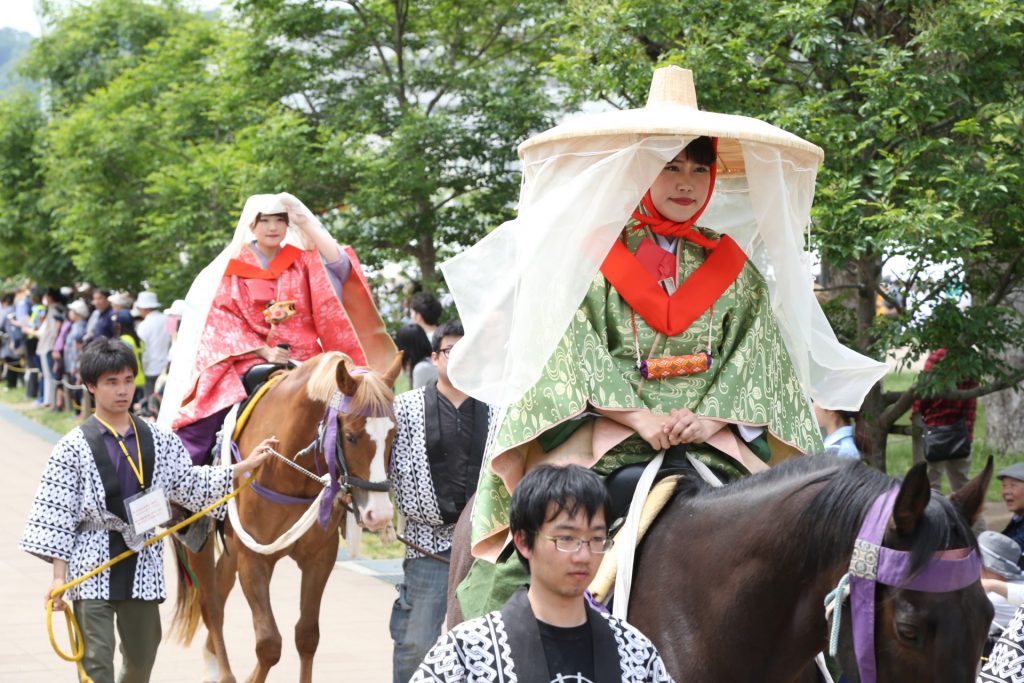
xmin=1 ymin=1 xmax=224 ymax=37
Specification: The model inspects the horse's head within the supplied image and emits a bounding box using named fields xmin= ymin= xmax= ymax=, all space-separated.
xmin=330 ymin=353 xmax=403 ymax=532
xmin=837 ymin=458 xmax=994 ymax=682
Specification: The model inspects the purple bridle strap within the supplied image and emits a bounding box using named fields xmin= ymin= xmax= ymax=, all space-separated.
xmin=318 ymin=407 xmax=340 ymax=529
xmin=231 ymin=440 xmax=318 ymax=506
xmin=849 ymin=487 xmax=981 ymax=683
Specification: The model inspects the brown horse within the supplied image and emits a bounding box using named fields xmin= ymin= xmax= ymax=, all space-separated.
xmin=173 ymin=351 xmax=402 ymax=683
xmin=449 ymin=455 xmax=993 ymax=682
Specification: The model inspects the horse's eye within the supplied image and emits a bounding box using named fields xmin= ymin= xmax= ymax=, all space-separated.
xmin=345 ymin=432 xmax=358 ymax=445
xmin=895 ymin=622 xmax=921 ymax=645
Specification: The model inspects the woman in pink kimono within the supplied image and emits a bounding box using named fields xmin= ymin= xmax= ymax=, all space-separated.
xmin=159 ymin=193 xmax=396 ymax=464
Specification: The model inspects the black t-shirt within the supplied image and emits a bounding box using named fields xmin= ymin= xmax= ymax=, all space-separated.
xmin=537 ymin=618 xmax=595 ymax=683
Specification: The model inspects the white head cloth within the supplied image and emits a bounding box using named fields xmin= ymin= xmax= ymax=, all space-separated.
xmin=158 ymin=193 xmax=320 ymax=428
xmin=441 ymin=67 xmax=886 ymax=411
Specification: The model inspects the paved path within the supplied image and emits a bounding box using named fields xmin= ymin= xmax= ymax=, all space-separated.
xmin=0 ymin=404 xmax=397 ymax=682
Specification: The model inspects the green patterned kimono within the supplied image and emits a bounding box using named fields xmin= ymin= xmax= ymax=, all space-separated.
xmin=459 ymin=227 xmax=822 ymax=616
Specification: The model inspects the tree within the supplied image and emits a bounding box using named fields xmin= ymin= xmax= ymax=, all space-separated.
xmin=236 ymin=0 xmax=560 ymax=283
xmin=0 ymin=93 xmax=73 ymax=284
xmin=22 ymin=0 xmax=188 ymax=110
xmin=549 ymin=0 xmax=1024 ymax=467
xmin=24 ymin=1 xmax=322 ymax=300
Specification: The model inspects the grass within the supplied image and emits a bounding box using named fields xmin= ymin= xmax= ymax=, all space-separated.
xmin=0 ymin=383 xmax=80 ymax=435
xmin=357 ymin=527 xmax=405 ymax=560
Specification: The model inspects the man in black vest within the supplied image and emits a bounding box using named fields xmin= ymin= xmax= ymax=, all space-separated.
xmin=20 ymin=338 xmax=274 ymax=683
xmin=389 ymin=319 xmax=495 ymax=683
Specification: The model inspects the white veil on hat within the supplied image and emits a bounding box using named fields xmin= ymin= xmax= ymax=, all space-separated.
xmin=158 ymin=193 xmax=320 ymax=428
xmin=441 ymin=66 xmax=886 ymax=411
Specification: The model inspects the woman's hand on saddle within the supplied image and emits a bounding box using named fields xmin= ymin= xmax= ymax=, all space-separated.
xmin=257 ymin=345 xmax=289 ymax=364
xmin=664 ymin=409 xmax=720 ymax=445
xmin=234 ymin=437 xmax=279 ymax=477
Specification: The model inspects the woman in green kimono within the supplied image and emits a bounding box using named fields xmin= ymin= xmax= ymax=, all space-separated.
xmin=441 ymin=66 xmax=888 ymax=617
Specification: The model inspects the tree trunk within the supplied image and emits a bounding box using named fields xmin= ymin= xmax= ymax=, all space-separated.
xmin=859 ymin=383 xmax=891 ymax=471
xmin=981 ymin=289 xmax=1024 ymax=453
xmin=417 ymin=231 xmax=437 ymax=284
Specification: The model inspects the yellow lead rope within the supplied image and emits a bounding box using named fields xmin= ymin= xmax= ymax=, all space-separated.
xmin=46 ymin=475 xmax=255 ymax=682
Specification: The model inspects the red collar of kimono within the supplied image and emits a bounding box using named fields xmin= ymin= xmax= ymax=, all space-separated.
xmin=599 ymin=141 xmax=746 ymax=338
xmin=225 ymin=244 xmax=302 ymax=279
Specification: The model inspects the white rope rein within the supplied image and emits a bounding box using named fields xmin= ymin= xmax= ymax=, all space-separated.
xmin=222 ymin=404 xmax=331 ymax=555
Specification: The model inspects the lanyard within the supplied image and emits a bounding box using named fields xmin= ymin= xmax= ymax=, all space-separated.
xmin=93 ymin=415 xmax=144 ymax=488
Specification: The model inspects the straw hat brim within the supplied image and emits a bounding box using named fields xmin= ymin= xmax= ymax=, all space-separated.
xmin=518 ymin=105 xmax=823 ymax=176
xmin=518 ymin=66 xmax=823 ymax=176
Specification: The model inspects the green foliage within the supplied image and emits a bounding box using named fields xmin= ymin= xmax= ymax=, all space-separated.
xmin=0 ymin=94 xmax=75 ymax=283
xmin=237 ymin=0 xmax=560 ymax=281
xmin=22 ymin=0 xmax=188 ymax=110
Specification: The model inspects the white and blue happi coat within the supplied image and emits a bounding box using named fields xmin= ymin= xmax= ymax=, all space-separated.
xmin=20 ymin=420 xmax=234 ymax=601
xmin=411 ymin=588 xmax=675 ymax=683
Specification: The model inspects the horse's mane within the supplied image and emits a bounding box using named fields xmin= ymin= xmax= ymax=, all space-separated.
xmin=674 ymin=454 xmax=976 ymax=574
xmin=304 ymin=352 xmax=395 ymax=416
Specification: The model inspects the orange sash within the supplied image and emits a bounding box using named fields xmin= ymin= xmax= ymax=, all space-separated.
xmin=600 ymin=234 xmax=747 ymax=337
xmin=224 ymin=244 xmax=303 ymax=280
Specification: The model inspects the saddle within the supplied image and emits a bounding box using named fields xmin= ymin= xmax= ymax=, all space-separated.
xmin=604 ymin=445 xmax=697 ymax=524
xmin=242 ymin=362 xmax=289 ymax=395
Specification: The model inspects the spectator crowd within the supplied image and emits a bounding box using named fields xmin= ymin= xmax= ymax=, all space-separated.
xmin=1 ymin=283 xmax=184 ymax=421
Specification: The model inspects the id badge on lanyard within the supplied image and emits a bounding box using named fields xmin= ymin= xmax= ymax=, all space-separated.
xmin=124 ymin=487 xmax=171 ymax=535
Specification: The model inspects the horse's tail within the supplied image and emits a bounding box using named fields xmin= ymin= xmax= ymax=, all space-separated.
xmin=169 ymin=538 xmax=203 ymax=646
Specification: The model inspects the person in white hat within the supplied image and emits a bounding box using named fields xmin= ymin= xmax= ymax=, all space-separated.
xmin=134 ymin=291 xmax=171 ymax=415
xmin=445 ymin=66 xmax=889 ymax=617
xmin=158 ymin=193 xmax=397 ymax=465
xmin=59 ymin=299 xmax=91 ymax=389
xmin=978 ymin=531 xmax=1024 ymax=639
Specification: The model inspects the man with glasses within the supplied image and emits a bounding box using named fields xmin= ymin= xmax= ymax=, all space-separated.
xmin=411 ymin=464 xmax=673 ymax=682
xmin=390 ymin=318 xmax=497 ymax=682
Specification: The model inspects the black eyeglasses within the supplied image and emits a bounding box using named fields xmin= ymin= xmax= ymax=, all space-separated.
xmin=542 ymin=535 xmax=614 ymax=554
xmin=439 ymin=347 xmax=455 ymax=358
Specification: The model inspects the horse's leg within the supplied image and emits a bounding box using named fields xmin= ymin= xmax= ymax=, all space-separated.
xmin=202 ymin=531 xmax=240 ymax=683
xmin=237 ymin=550 xmax=282 ymax=683
xmin=293 ymin=530 xmax=340 ymax=683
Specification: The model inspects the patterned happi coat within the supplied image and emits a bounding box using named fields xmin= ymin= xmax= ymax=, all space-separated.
xmin=471 ymin=227 xmax=822 ymax=557
xmin=981 ymin=605 xmax=1024 ymax=683
xmin=412 ymin=588 xmax=674 ymax=683
xmin=20 ymin=420 xmax=234 ymax=601
xmin=391 ymin=384 xmax=498 ymax=559
xmin=174 ymin=244 xmax=389 ymax=429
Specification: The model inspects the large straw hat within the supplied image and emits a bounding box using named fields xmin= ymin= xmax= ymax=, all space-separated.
xmin=518 ymin=66 xmax=824 ymax=176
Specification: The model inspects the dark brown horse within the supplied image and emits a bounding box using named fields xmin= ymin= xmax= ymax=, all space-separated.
xmin=449 ymin=455 xmax=993 ymax=682
xmin=173 ymin=351 xmax=402 ymax=683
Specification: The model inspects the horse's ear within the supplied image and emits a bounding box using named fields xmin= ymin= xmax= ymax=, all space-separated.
xmin=950 ymin=455 xmax=992 ymax=527
xmin=335 ymin=359 xmax=361 ymax=397
xmin=383 ymin=352 xmax=403 ymax=388
xmin=892 ymin=463 xmax=931 ymax=536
